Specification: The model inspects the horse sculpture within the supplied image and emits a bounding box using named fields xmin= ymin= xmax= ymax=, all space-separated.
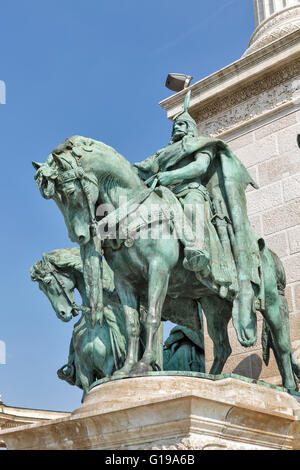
xmin=33 ymin=135 xmax=299 ymax=391
xmin=31 ymin=247 xmax=207 ymax=398
xmin=31 ymin=247 xmax=127 ymax=396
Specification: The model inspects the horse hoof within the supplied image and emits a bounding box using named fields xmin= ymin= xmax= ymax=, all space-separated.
xmin=112 ymin=366 xmax=132 ymax=378
xmin=112 ymin=371 xmax=127 ymax=378
xmin=284 ymin=382 xmax=298 ymax=393
xmin=130 ymin=361 xmax=151 ymax=375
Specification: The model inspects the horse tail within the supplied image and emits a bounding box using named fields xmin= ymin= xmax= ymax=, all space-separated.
xmin=262 ymin=250 xmax=300 ymax=380
xmin=261 ymin=250 xmax=286 ymax=367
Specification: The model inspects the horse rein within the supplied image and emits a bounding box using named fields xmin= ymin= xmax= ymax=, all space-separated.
xmin=42 ymin=264 xmax=122 ymax=371
xmin=96 ymin=176 xmax=159 ymax=242
xmin=56 ymin=164 xmax=99 ymax=236
xmin=54 ymin=145 xmax=161 ymax=241
xmin=37 ymin=264 xmax=81 ymax=317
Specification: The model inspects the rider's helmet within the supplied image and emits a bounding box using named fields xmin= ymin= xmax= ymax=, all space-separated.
xmin=171 ymin=90 xmax=198 ymax=139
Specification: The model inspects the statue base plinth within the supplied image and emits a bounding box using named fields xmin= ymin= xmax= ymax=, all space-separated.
xmin=1 ymin=374 xmax=300 ymax=450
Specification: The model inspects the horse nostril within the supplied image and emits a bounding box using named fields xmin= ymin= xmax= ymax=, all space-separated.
xmin=78 ymin=235 xmax=85 ymax=243
xmin=61 ymin=311 xmax=65 ymax=316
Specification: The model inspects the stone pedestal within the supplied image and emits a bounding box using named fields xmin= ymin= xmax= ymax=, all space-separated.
xmin=1 ymin=374 xmax=300 ymax=450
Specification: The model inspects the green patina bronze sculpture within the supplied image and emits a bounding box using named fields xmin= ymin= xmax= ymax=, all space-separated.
xmin=31 ymin=248 xmax=127 ymax=396
xmin=163 ymin=326 xmax=205 ymax=373
xmin=31 ymin=248 xmax=205 ymax=397
xmin=32 ymin=92 xmax=300 ymax=392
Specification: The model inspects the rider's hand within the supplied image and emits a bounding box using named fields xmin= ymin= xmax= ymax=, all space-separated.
xmin=157 ymin=172 xmax=174 ymax=186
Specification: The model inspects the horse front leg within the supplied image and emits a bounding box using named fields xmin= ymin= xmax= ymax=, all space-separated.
xmin=131 ymin=260 xmax=170 ymax=375
xmin=201 ymin=295 xmax=232 ymax=375
xmin=113 ymin=278 xmax=140 ymax=377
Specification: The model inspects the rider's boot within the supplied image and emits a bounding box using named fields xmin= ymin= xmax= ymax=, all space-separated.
xmin=183 ymin=248 xmax=210 ymax=278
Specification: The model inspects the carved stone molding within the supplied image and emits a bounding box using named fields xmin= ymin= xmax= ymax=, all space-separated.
xmin=193 ymin=59 xmax=300 ymax=136
xmin=142 ymin=441 xmax=266 ymax=450
xmin=160 ymin=30 xmax=300 ymax=123
xmin=0 ymin=402 xmax=69 ymax=443
xmin=246 ymin=23 xmax=300 ymax=56
xmin=251 ymin=6 xmax=300 ymax=44
xmin=244 ymin=6 xmax=300 ymax=56
xmin=141 ymin=437 xmax=251 ymax=450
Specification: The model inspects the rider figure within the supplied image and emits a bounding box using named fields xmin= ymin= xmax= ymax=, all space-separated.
xmin=135 ymin=91 xmax=262 ymax=345
xmin=134 ymin=91 xmax=231 ymax=289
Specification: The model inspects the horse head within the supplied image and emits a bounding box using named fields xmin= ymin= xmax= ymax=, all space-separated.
xmin=31 ymin=252 xmax=76 ymax=322
xmin=33 ymin=137 xmax=100 ymax=245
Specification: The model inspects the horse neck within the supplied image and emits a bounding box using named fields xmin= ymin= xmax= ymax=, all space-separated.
xmin=85 ymin=149 xmax=144 ymax=208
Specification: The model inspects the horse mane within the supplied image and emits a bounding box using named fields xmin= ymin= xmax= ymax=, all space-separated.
xmin=48 ymin=247 xmax=83 ymax=271
xmin=30 ymin=247 xmax=82 ymax=281
xmin=31 ymin=247 xmax=116 ymax=294
xmin=31 ymin=247 xmax=127 ymax=359
xmin=63 ymin=135 xmax=134 ymax=171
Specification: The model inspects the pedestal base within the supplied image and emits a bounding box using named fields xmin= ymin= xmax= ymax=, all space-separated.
xmin=1 ymin=374 xmax=300 ymax=450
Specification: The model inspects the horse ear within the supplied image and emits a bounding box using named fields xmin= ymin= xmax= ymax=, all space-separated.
xmin=52 ymin=153 xmax=64 ymax=170
xmin=42 ymin=252 xmax=51 ymax=268
xmin=52 ymin=153 xmax=73 ymax=171
xmin=32 ymin=161 xmax=43 ymax=171
xmin=30 ymin=266 xmax=38 ymax=282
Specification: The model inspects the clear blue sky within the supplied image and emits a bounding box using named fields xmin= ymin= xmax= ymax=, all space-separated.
xmin=0 ymin=0 xmax=255 ymax=412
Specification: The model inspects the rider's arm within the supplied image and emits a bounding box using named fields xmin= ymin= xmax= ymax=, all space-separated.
xmin=158 ymin=150 xmax=212 ymax=186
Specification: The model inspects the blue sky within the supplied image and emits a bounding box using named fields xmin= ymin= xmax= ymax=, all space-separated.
xmin=0 ymin=0 xmax=255 ymax=412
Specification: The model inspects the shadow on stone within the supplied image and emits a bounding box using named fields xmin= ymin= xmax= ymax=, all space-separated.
xmin=232 ymin=354 xmax=262 ymax=380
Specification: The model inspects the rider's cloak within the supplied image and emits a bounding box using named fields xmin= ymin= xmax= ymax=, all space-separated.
xmin=136 ymin=135 xmax=265 ymax=312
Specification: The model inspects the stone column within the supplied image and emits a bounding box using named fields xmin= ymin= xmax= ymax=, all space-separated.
xmin=247 ymin=0 xmax=300 ymax=55
xmin=254 ymin=0 xmax=300 ymax=27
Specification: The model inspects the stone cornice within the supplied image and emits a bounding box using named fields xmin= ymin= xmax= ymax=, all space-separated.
xmin=0 ymin=402 xmax=70 ymax=437
xmin=0 ymin=402 xmax=69 ymax=419
xmin=159 ymin=29 xmax=300 ymax=122
xmin=194 ymin=58 xmax=300 ymax=137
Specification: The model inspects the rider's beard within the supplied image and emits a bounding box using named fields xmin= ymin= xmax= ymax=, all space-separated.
xmin=172 ymin=131 xmax=186 ymax=142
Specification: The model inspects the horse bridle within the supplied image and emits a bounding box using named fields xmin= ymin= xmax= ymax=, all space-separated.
xmin=56 ymin=164 xmax=99 ymax=237
xmin=54 ymin=143 xmax=160 ymax=242
xmin=38 ymin=264 xmax=81 ymax=317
